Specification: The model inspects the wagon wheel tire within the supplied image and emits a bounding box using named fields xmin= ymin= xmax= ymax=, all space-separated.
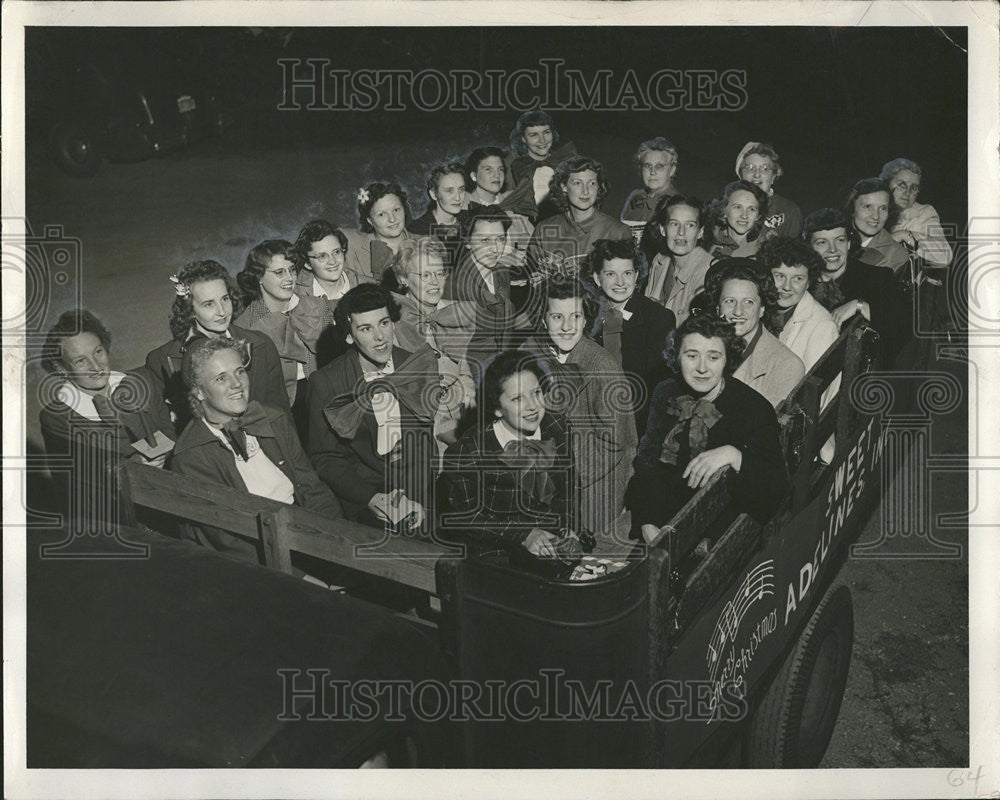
xmin=744 ymin=584 xmax=853 ymax=768
xmin=50 ymin=123 xmax=103 ymax=177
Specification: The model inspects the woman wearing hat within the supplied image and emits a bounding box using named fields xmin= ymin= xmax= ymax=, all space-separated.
xmin=734 ymin=141 xmax=803 ymax=238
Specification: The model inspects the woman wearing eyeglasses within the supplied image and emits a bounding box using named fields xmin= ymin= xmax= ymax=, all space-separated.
xmin=382 ymin=236 xmax=477 ymax=448
xmin=734 ymin=142 xmax=802 ymax=238
xmin=880 ymin=158 xmax=953 ymax=268
xmin=293 ymin=220 xmax=359 ymax=367
xmin=620 ymin=137 xmax=680 ymax=244
xmin=236 ymin=239 xmax=327 ymax=437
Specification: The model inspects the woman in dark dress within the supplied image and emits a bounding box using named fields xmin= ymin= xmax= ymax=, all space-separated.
xmin=626 ymin=313 xmax=788 ymax=543
xmin=439 ymin=349 xmax=578 ymax=558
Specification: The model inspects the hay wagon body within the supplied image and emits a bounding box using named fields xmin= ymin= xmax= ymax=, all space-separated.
xmin=28 ymin=319 xmax=889 ymax=768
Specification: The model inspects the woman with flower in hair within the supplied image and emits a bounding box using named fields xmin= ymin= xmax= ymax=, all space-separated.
xmin=734 ymin=141 xmax=803 ymax=238
xmin=524 ymin=278 xmax=637 ymax=537
xmin=342 ymin=182 xmax=414 ymax=282
xmin=235 ymin=239 xmax=326 ymax=436
xmin=170 ymin=336 xmax=342 ymax=564
xmin=145 ymin=259 xmax=288 ymax=433
xmin=708 ymin=180 xmax=771 ymax=260
xmin=626 ymin=312 xmax=787 ymax=542
xmin=525 ymin=156 xmax=632 ymax=296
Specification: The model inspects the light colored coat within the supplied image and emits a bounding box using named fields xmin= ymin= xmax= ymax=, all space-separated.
xmin=734 ymin=327 xmax=805 ymax=408
xmin=645 ymin=247 xmax=713 ymax=326
xmin=778 ymin=291 xmax=839 ymax=372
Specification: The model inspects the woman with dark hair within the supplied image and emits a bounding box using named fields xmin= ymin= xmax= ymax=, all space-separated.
xmin=466 ymin=146 xmax=535 ymax=270
xmin=709 ymin=180 xmax=770 ymax=259
xmin=585 ymin=237 xmax=675 ymax=436
xmin=502 ymin=110 xmax=578 ymax=221
xmin=845 ymin=177 xmax=910 ymax=275
xmin=524 ymin=278 xmax=637 ymax=536
xmin=705 ymin=258 xmax=804 ymax=407
xmin=734 ymin=141 xmax=803 ymax=238
xmin=466 ymin=146 xmax=508 ymax=207
xmin=170 ymin=336 xmax=342 ymax=563
xmin=757 ymin=236 xmax=838 ymax=371
xmin=879 ymin=157 xmax=953 ymax=267
xmin=292 ymin=219 xmax=356 ymax=366
xmin=626 ymin=312 xmax=788 ymax=542
xmin=235 ymin=239 xmax=326 ymax=434
xmin=408 ymin=163 xmax=467 ymax=261
xmin=382 ymin=236 xmax=477 ymax=447
xmin=40 ymin=309 xmax=174 ymax=469
xmin=440 ymin=349 xmax=579 ymax=558
xmin=342 ymin=182 xmax=414 ymax=281
xmin=620 ymin=137 xmax=680 ymax=242
xmin=144 ymin=260 xmax=289 ymax=433
xmin=643 ymin=195 xmax=714 ymax=326
xmin=525 ymin=155 xmax=632 ymax=286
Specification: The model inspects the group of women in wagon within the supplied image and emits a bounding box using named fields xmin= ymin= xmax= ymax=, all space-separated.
xmin=39 ymin=110 xmax=950 ymax=577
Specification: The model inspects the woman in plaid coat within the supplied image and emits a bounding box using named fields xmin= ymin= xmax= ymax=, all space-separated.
xmin=439 ymin=350 xmax=578 ymax=558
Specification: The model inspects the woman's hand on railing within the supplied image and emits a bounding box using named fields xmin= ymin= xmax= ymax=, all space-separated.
xmin=523 ymin=528 xmax=560 ymax=557
xmin=683 ymin=445 xmax=742 ymax=489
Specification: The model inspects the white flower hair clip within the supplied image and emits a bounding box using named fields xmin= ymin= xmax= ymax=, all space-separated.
xmin=357 ymin=187 xmax=370 ymax=204
xmin=169 ymin=275 xmax=191 ymax=297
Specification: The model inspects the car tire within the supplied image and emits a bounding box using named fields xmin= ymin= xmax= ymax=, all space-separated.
xmin=51 ymin=122 xmax=103 ymax=177
xmin=744 ymin=583 xmax=854 ymax=768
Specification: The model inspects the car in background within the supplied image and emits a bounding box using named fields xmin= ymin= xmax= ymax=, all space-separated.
xmin=48 ymin=61 xmax=230 ymax=176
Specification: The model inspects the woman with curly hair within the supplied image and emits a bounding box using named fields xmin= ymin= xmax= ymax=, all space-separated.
xmin=341 ymin=181 xmax=415 ymax=282
xmin=704 ymin=258 xmax=804 ymax=407
xmin=235 ymin=239 xmax=327 ymax=435
xmin=408 ymin=162 xmax=467 ymax=266
xmin=439 ymin=349 xmax=579 ymax=559
xmin=525 ymin=155 xmax=632 ymax=287
xmin=292 ymin=219 xmax=357 ymax=366
xmin=501 ymin=110 xmax=578 ymax=218
xmin=144 ymin=259 xmax=288 ymax=433
xmin=845 ymin=177 xmax=909 ymax=275
xmin=40 ymin=309 xmax=174 ymax=473
xmin=620 ymin=137 xmax=680 ymax=242
xmin=709 ymin=179 xmax=771 ymax=259
xmin=734 ymin=141 xmax=803 ymax=238
xmin=585 ymin=237 xmax=675 ymax=436
xmin=524 ymin=277 xmax=637 ymax=537
xmin=626 ymin=312 xmax=788 ymax=542
xmin=879 ymin=157 xmax=953 ymax=268
xmin=170 ymin=336 xmax=342 ymax=564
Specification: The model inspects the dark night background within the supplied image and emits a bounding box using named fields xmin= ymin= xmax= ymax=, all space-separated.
xmin=26 ymin=26 xmax=968 ymax=227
